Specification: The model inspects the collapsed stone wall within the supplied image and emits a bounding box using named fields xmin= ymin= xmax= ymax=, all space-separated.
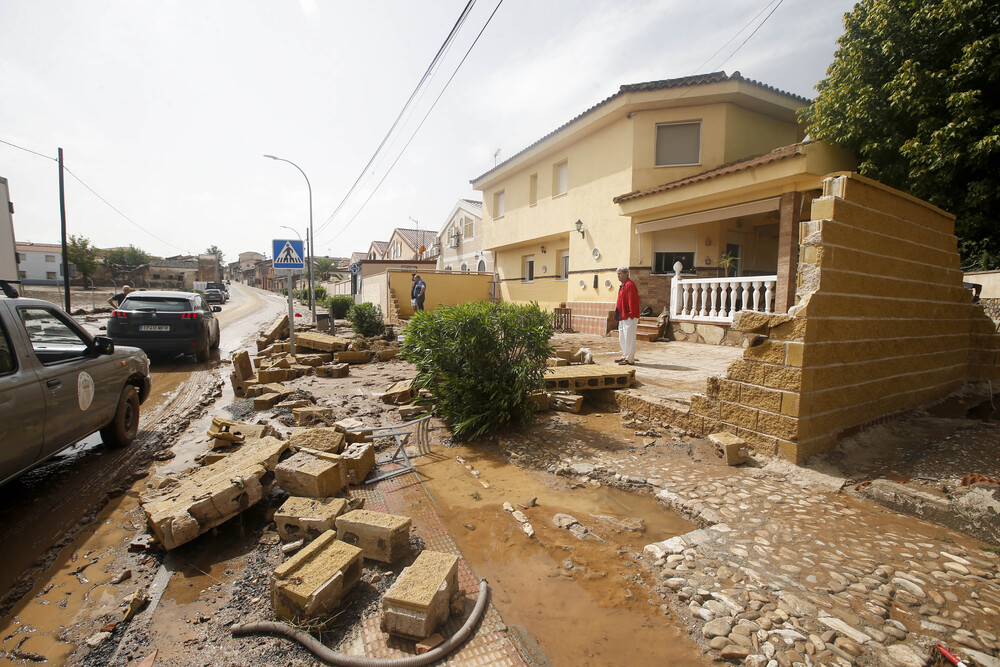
xmin=980 ymin=297 xmax=1000 ymax=326
xmin=689 ymin=173 xmax=1000 ymax=462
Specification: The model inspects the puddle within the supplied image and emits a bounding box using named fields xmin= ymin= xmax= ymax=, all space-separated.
xmin=414 ymin=445 xmax=709 ymax=666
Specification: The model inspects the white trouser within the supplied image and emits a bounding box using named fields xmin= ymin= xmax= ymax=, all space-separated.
xmin=618 ymin=317 xmax=638 ymax=362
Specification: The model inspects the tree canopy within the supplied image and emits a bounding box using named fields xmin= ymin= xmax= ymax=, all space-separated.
xmin=801 ymin=0 xmax=1000 ymax=269
xmin=66 ymin=235 xmax=98 ymax=279
xmin=104 ymin=244 xmax=153 ymax=266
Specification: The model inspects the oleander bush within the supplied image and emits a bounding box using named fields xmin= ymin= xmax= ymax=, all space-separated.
xmin=400 ymin=301 xmax=553 ymax=440
xmin=327 ymin=295 xmax=355 ymax=319
xmin=347 ymin=302 xmax=386 ymax=338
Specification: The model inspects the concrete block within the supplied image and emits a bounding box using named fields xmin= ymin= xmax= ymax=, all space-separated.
xmin=335 ymin=417 xmax=373 ymax=443
xmin=275 ymin=497 xmax=349 ymax=541
xmin=334 ymin=350 xmax=371 ymax=364
xmin=294 ymin=406 xmax=334 ymax=426
xmin=528 ymin=391 xmax=550 ymax=411
xmin=294 ymin=354 xmax=328 ymax=367
xmin=708 ymin=432 xmax=749 ymax=465
xmin=315 ymin=363 xmax=350 ymax=378
xmin=207 ymin=418 xmax=270 ymax=450
xmin=271 ymin=530 xmax=363 ymax=622
xmin=296 ymin=332 xmax=351 ymax=353
xmin=336 ymin=509 xmax=412 ymax=563
xmin=254 ymin=390 xmax=293 ymax=411
xmin=288 ymin=427 xmax=345 ymax=454
xmin=275 ymin=450 xmax=347 ymax=497
xmin=550 ymin=393 xmax=583 ymax=413
xmin=381 ymin=380 xmax=415 ymax=405
xmin=229 ymin=371 xmax=247 ymax=398
xmin=141 ymin=436 xmax=288 ymax=550
xmin=381 ymin=550 xmax=459 ymax=639
xmin=341 ymin=442 xmax=375 ymax=485
xmin=261 ymin=315 xmax=289 ymax=346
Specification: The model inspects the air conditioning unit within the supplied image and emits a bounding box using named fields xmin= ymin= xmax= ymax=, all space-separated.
xmin=448 ymin=231 xmax=460 ymax=248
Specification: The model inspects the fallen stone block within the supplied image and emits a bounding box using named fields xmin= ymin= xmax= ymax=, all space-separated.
xmin=380 ymin=380 xmax=415 ymax=405
xmin=290 ymin=364 xmax=313 ymax=377
xmin=275 ymin=399 xmax=312 ymax=410
xmin=336 ymin=509 xmax=411 ymax=563
xmin=256 ymin=368 xmax=289 ymax=384
xmin=334 ymin=350 xmax=371 ymax=365
xmin=207 ymin=418 xmax=270 ymax=450
xmin=229 ymin=371 xmax=247 ymax=398
xmin=275 ymin=496 xmax=349 ymax=541
xmin=381 ymin=550 xmax=459 ymax=639
xmin=141 ymin=436 xmax=288 ymax=550
xmin=261 ymin=315 xmax=289 ymax=347
xmin=375 ymin=347 xmax=400 ymax=362
xmin=708 ymin=432 xmax=748 ymax=466
xmin=256 ymin=337 xmax=270 ymax=353
xmin=550 ymin=393 xmax=583 ymax=413
xmin=254 ymin=390 xmax=293 ymax=411
xmin=296 ymin=331 xmax=351 ymax=353
xmin=547 ymin=357 xmax=568 ymax=367
xmin=232 ymin=349 xmax=255 ymax=381
xmin=340 ymin=442 xmax=375 ymax=485
xmin=398 ymin=405 xmax=427 ymax=420
xmin=527 ymin=391 xmax=550 ymax=411
xmin=271 ymin=530 xmax=363 ymax=622
xmin=289 ymin=427 xmax=345 ymax=453
xmin=294 ymin=406 xmax=334 ymax=426
xmin=295 ymin=353 xmax=331 ymax=366
xmin=335 ymin=417 xmax=372 ymax=443
xmin=275 ymin=450 xmax=348 ymax=497
xmin=315 ymin=363 xmax=350 ymax=378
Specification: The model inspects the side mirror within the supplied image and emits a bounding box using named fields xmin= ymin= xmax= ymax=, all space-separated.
xmin=212 ymin=306 xmax=222 ymax=313
xmin=92 ymin=336 xmax=115 ymax=355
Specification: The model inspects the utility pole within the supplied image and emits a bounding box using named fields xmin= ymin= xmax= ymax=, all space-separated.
xmin=58 ymin=147 xmax=71 ymax=311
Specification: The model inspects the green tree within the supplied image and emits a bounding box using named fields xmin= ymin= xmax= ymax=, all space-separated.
xmin=104 ymin=244 xmax=153 ymax=266
xmin=314 ymin=257 xmax=333 ymax=274
xmin=66 ymin=235 xmax=99 ymax=279
xmin=206 ymin=245 xmax=224 ymax=278
xmin=400 ymin=302 xmax=554 ymax=440
xmin=801 ymin=0 xmax=1000 ymax=269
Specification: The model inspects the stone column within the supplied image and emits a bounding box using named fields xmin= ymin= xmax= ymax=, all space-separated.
xmin=775 ymin=191 xmax=802 ymax=313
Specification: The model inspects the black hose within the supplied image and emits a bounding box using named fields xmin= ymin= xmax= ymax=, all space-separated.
xmin=231 ymin=579 xmax=490 ymax=666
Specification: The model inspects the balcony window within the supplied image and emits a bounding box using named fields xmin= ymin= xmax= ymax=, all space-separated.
xmin=654 ymin=251 xmax=695 ymax=274
xmin=464 ymin=216 xmax=474 ymax=240
xmin=655 ymin=122 xmax=701 ymax=166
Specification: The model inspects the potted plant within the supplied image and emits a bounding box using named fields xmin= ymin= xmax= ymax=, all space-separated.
xmin=718 ymin=252 xmax=738 ymax=277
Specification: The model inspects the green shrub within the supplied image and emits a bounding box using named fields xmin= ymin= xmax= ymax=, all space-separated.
xmin=328 ymin=295 xmax=354 ymax=319
xmin=347 ymin=302 xmax=386 ymax=337
xmin=313 ymin=286 xmax=327 ymax=303
xmin=400 ymin=302 xmax=553 ymax=440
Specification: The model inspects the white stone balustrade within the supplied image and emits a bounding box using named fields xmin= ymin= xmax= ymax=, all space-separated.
xmin=669 ymin=271 xmax=777 ymax=324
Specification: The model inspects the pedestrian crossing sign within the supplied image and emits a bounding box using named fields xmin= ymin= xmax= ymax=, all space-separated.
xmin=272 ymin=239 xmax=304 ymax=268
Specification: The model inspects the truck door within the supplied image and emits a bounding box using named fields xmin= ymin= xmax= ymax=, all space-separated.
xmin=16 ymin=306 xmax=118 ymax=457
xmin=0 ymin=309 xmax=46 ymax=482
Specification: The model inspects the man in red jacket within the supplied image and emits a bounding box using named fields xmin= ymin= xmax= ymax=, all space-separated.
xmin=615 ymin=267 xmax=640 ymax=365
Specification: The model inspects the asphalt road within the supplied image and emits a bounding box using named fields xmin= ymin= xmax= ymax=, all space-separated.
xmin=0 ymin=283 xmax=287 ymax=620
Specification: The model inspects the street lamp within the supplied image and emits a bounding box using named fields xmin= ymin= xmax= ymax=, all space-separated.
xmin=264 ymin=154 xmax=315 ymax=323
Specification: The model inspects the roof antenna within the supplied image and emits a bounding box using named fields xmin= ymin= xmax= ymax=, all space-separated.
xmin=493 ymin=148 xmax=501 ymax=167
xmin=408 ymin=216 xmax=419 ymax=232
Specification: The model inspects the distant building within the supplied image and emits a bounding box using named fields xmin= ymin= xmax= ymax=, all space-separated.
xmin=433 ymin=199 xmax=491 ymax=273
xmin=15 ymin=241 xmax=64 ymax=285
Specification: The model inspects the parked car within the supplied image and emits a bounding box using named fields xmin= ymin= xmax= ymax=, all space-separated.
xmin=0 ymin=282 xmax=152 ymax=486
xmin=204 ymin=289 xmax=226 ymax=304
xmin=107 ymin=290 xmax=221 ymax=363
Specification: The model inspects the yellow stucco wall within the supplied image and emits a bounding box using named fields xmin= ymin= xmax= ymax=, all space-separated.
xmin=389 ymin=269 xmax=494 ymax=319
xmin=689 ymin=173 xmax=1000 ymax=462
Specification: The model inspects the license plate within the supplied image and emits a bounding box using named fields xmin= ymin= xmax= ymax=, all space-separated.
xmin=140 ymin=325 xmax=170 ymax=332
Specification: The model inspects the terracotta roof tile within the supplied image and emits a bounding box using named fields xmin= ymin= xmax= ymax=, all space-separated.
xmin=613 ymin=141 xmax=809 ymax=204
xmin=350 ymin=252 xmax=367 ymax=263
xmin=460 ymin=199 xmax=482 ymax=210
xmin=395 ymin=228 xmax=437 ymax=251
xmin=472 ymin=72 xmax=809 ymax=184
xmin=15 ymin=242 xmax=63 ymax=253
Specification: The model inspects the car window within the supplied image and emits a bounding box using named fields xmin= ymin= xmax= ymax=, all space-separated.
xmin=199 ymin=297 xmax=210 ymax=311
xmin=0 ymin=320 xmax=16 ymax=375
xmin=18 ymin=307 xmax=90 ymax=364
xmin=121 ymin=297 xmax=192 ymax=312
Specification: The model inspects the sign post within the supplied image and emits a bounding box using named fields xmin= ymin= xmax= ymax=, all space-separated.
xmin=273 ymin=239 xmax=305 ymax=356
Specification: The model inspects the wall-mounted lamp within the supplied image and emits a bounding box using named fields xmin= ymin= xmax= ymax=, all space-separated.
xmin=575 ymin=219 xmax=584 ymax=238
xmin=705 ymin=257 xmax=712 ymax=265
xmin=540 ymin=245 xmax=546 ymax=254
xmin=705 ymin=237 xmax=712 ymax=246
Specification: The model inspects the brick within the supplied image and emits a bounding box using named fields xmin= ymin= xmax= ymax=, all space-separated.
xmin=289 ymin=427 xmax=345 ymax=454
xmin=735 ymin=428 xmax=778 ymax=456
xmin=707 ymin=432 xmax=748 ymax=465
xmin=381 ymin=550 xmax=458 ymax=639
xmin=744 ymin=339 xmax=785 ymax=364
xmin=780 ymin=392 xmax=800 ymax=417
xmin=689 ymin=393 xmax=720 ymax=418
xmin=756 ymin=411 xmax=800 ymax=441
xmin=718 ymin=379 xmax=741 ymax=402
xmin=271 ymin=531 xmax=363 ymax=621
xmin=341 ymin=442 xmax=376 ymax=485
xmin=740 ymin=385 xmax=782 ymax=412
xmin=316 ymin=363 xmax=350 ymax=378
xmin=142 ymin=436 xmax=288 ymax=550
xmin=762 ymin=366 xmax=803 ymax=392
xmin=275 ymin=497 xmax=349 ymax=541
xmin=275 ymin=450 xmax=348 ymax=497
xmin=784 ymin=342 xmax=804 ymax=367
xmin=336 ymin=509 xmax=412 ymax=563
xmin=720 ymin=401 xmax=758 ymax=430
xmin=726 ymin=360 xmax=766 ymax=385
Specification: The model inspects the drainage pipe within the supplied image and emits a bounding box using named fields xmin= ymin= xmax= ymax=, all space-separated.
xmin=230 ymin=580 xmax=490 ymax=667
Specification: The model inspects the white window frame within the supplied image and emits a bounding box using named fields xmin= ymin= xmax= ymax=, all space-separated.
xmin=557 ymin=250 xmax=569 ymax=280
xmin=494 ymin=190 xmax=506 ymax=218
xmin=523 ymin=255 xmax=535 ymax=282
xmin=529 ymin=173 xmax=538 ymax=206
xmin=654 ymin=121 xmax=702 ymax=167
xmin=45 ymin=254 xmax=56 ymax=262
xmin=553 ymin=161 xmax=568 ymax=197
xmin=463 ymin=216 xmax=474 ymax=240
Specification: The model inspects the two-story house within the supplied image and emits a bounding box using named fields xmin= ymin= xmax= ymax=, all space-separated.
xmin=15 ymin=242 xmax=64 ymax=285
xmin=434 ymin=199 xmax=492 ymax=273
xmin=472 ymin=71 xmax=854 ymax=335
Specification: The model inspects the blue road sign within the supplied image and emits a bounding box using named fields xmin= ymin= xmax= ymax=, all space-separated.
xmin=273 ymin=239 xmax=305 ymax=269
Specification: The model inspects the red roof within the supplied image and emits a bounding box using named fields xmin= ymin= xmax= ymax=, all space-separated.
xmin=613 ymin=142 xmax=809 ymax=204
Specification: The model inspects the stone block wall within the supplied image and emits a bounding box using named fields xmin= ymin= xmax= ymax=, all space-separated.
xmin=689 ymin=173 xmax=1000 ymax=462
xmin=980 ymin=298 xmax=1000 ymax=327
xmin=667 ymin=321 xmax=751 ymax=347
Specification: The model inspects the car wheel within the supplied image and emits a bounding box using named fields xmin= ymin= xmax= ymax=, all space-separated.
xmin=101 ymin=386 xmax=140 ymax=449
xmin=210 ymin=325 xmax=220 ymax=350
xmin=196 ymin=334 xmax=210 ymax=363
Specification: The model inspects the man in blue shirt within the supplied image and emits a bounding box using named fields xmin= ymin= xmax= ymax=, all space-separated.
xmin=411 ymin=274 xmax=426 ymax=311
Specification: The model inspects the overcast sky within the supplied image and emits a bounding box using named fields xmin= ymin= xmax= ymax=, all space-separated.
xmin=1 ymin=0 xmax=856 ymax=264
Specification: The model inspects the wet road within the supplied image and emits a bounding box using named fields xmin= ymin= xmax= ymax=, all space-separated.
xmin=0 ymin=283 xmax=286 ymax=661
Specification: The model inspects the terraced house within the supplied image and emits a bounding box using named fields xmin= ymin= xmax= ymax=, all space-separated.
xmin=472 ymin=71 xmax=854 ymax=337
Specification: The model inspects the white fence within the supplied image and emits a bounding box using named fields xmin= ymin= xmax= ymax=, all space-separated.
xmin=669 ymin=274 xmax=777 ymax=324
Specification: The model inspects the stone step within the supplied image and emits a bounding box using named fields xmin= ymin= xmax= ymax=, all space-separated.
xmin=636 ymin=332 xmax=659 ymax=342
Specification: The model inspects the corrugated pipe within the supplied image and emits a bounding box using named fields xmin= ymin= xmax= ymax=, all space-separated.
xmin=230 ymin=579 xmax=490 ymax=666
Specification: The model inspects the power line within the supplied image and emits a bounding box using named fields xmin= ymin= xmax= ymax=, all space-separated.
xmin=693 ymin=0 xmax=783 ymax=75
xmin=313 ymin=0 xmax=478 ymax=237
xmin=325 ymin=0 xmax=505 ymax=245
xmin=712 ymin=0 xmax=785 ymax=71
xmin=1 ymin=136 xmax=189 ymax=254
